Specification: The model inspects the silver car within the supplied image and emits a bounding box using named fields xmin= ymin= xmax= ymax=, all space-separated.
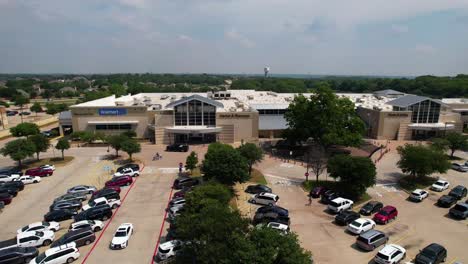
xmin=67 ymin=185 xmax=97 ymax=195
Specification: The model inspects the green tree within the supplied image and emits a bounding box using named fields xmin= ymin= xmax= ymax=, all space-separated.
xmin=80 ymin=131 xmax=96 ymax=144
xmin=444 ymin=132 xmax=468 ymax=158
xmin=327 ymin=155 xmax=376 ymax=199
xmin=121 ymin=138 xmax=141 ymax=160
xmin=107 ymin=134 xmax=128 ymax=157
xmin=184 ymin=182 xmax=233 ymax=212
xmin=185 ymin=151 xmax=198 ymax=172
xmin=431 ymin=138 xmax=449 ymax=152
xmin=14 ymin=95 xmax=30 ymax=123
xmin=202 ymin=143 xmax=249 ymax=185
xmin=10 ymin=122 xmax=40 ymax=137
xmin=0 ymin=138 xmax=35 ymax=167
xmin=45 ymin=103 xmax=58 ymax=115
xmin=237 ymin=143 xmax=263 ymax=176
xmin=397 ymin=144 xmax=451 ymax=178
xmin=28 ymin=134 xmax=50 ymax=160
xmin=30 ymin=102 xmax=43 ymax=116
xmin=283 ymin=87 xmax=365 ymax=148
xmin=121 ymin=130 xmax=136 ymax=138
xmin=55 ymin=138 xmax=70 ymax=160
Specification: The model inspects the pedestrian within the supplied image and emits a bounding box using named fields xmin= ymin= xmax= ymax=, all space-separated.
xmin=307 ymin=195 xmax=312 ymax=206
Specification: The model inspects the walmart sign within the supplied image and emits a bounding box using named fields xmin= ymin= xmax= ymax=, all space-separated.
xmin=98 ymin=108 xmax=127 ymax=116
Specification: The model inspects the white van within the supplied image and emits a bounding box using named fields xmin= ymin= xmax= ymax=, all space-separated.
xmin=249 ymin=192 xmax=279 ymax=206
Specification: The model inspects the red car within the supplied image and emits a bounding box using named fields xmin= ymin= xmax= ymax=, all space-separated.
xmin=105 ymin=175 xmax=133 ymax=187
xmin=102 ymin=185 xmax=121 ymax=194
xmin=373 ymin=205 xmax=398 ymax=224
xmin=309 ymin=186 xmax=329 ymax=198
xmin=25 ymin=167 xmax=53 ymax=177
xmin=173 ymin=187 xmax=193 ymax=199
xmin=0 ymin=193 xmax=13 ymax=205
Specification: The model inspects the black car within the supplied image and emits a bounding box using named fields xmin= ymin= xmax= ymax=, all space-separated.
xmin=74 ymin=204 xmax=113 ymax=221
xmin=359 ymin=201 xmax=384 ymax=215
xmin=320 ymin=190 xmax=340 ymax=204
xmin=448 ymin=185 xmax=467 ymax=200
xmin=19 ymin=112 xmax=31 ymax=116
xmin=91 ymin=189 xmax=120 ymax=201
xmin=253 ymin=212 xmax=290 ymax=225
xmin=256 ymin=206 xmax=289 ymax=217
xmin=173 ymin=177 xmax=199 ymax=190
xmin=166 ymin=144 xmax=189 ymax=152
xmin=335 ymin=210 xmax=360 ymax=225
xmin=245 ymin=184 xmax=272 ymax=194
xmin=49 ymin=200 xmax=82 ymax=212
xmin=117 ymin=163 xmax=140 ymax=173
xmin=6 ymin=111 xmax=18 ymax=116
xmin=415 ymin=243 xmax=447 ymax=264
xmin=0 ymin=167 xmax=22 ymax=176
xmin=0 ymin=187 xmax=18 ymax=197
xmin=50 ymin=227 xmax=96 ymax=248
xmin=0 ymin=246 xmax=38 ymax=264
xmin=44 ymin=209 xmax=77 ymax=222
xmin=437 ymin=195 xmax=457 ymax=208
xmin=0 ymin=181 xmax=25 ymax=191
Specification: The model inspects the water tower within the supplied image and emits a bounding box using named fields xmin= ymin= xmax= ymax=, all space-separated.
xmin=264 ymin=66 xmax=270 ymax=78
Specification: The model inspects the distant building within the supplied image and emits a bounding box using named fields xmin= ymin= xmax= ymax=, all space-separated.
xmin=60 ymin=87 xmax=77 ymax=93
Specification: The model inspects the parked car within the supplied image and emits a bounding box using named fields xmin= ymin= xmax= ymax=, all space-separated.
xmin=266 ymin=222 xmax=290 ymax=234
xmin=113 ymin=167 xmax=139 ymax=178
xmin=67 ymin=185 xmax=97 ymax=195
xmin=17 ymin=222 xmax=60 ymax=235
xmin=0 ymin=187 xmax=18 ymax=197
xmin=0 ymin=246 xmax=38 ymax=264
xmin=105 ymin=176 xmax=133 ymax=187
xmin=334 ymin=210 xmax=360 ymax=226
xmin=356 ymin=230 xmax=389 ymax=251
xmin=0 ymin=174 xmax=20 ymax=183
xmin=320 ymin=190 xmax=340 ymax=204
xmin=172 ymin=187 xmax=192 ymax=199
xmin=173 ymin=177 xmax=199 ymax=190
xmin=54 ymin=193 xmax=86 ymax=204
xmin=409 ymin=189 xmax=429 ymax=202
xmin=256 ymin=206 xmax=289 ymax=217
xmin=253 ymin=212 xmax=290 ymax=225
xmin=451 ymin=162 xmax=468 ymax=172
xmin=249 ymin=192 xmax=279 ymax=206
xmin=168 ymin=198 xmax=185 ymax=208
xmin=117 ymin=163 xmax=140 ymax=172
xmin=91 ymin=189 xmax=120 ymax=201
xmin=165 ymin=144 xmax=188 ymax=152
xmin=168 ymin=205 xmax=185 ymax=221
xmin=359 ymin=201 xmax=384 ymax=216
xmin=102 ymin=185 xmax=121 ymax=194
xmin=39 ymin=165 xmax=55 ymax=171
xmin=245 ymin=184 xmax=272 ymax=194
xmin=44 ymin=209 xmax=78 ymax=222
xmin=373 ymin=206 xmax=398 ymax=224
xmin=309 ymin=186 xmax=329 ymax=198
xmin=0 ymin=180 xmax=24 ymax=191
xmin=415 ymin=243 xmax=447 ymax=264
xmin=0 ymin=193 xmax=13 ymax=205
xmin=437 ymin=195 xmax=457 ymax=208
xmin=347 ymin=218 xmax=376 ymax=235
xmin=30 ymin=242 xmax=80 ymax=264
xmin=19 ymin=112 xmax=31 ymax=116
xmin=448 ymin=185 xmax=467 ymax=200
xmin=25 ymin=168 xmax=53 ymax=177
xmin=74 ymin=204 xmax=113 ymax=221
xmin=328 ymin=197 xmax=353 ymax=213
xmin=431 ymin=180 xmax=450 ymax=192
xmin=449 ymin=203 xmax=468 ymax=219
xmin=0 ymin=167 xmax=22 ymax=176
xmin=155 ymin=240 xmax=182 ymax=261
xmin=82 ymin=197 xmax=121 ymax=210
xmin=69 ymin=220 xmax=104 ymax=233
xmin=374 ymin=244 xmax=406 ymax=264
xmin=110 ymin=223 xmax=134 ymax=250
xmin=49 ymin=201 xmax=82 ymax=212
xmin=6 ymin=111 xmax=18 ymax=116
xmin=15 ymin=175 xmax=41 ymax=184
xmin=50 ymin=227 xmax=95 ymax=248
xmin=0 ymin=231 xmax=55 ymax=250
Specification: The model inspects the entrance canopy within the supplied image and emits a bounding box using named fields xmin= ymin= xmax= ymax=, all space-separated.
xmin=408 ymin=123 xmax=454 ymax=131
xmin=87 ymin=120 xmax=139 ymax=124
xmin=165 ymin=126 xmax=222 ymax=134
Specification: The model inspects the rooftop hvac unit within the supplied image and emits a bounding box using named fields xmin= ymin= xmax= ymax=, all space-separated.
xmin=152 ymin=104 xmax=162 ymax=110
xmin=266 ymin=92 xmax=277 ymax=97
xmin=207 ymin=92 xmax=213 ymax=98
xmin=171 ymin=95 xmax=177 ymax=99
xmin=143 ymin=96 xmax=151 ymax=101
xmin=247 ymin=95 xmax=254 ymax=100
xmin=284 ymin=97 xmax=292 ymax=102
xmin=373 ymin=106 xmax=382 ymax=111
xmin=160 ymin=95 xmax=169 ymax=100
xmin=115 ymin=102 xmax=125 ymax=106
xmin=229 ymin=107 xmax=237 ymax=112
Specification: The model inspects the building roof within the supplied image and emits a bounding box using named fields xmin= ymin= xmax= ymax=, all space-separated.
xmin=165 ymin=94 xmax=224 ymax=108
xmin=373 ymin=89 xmax=405 ymax=96
xmin=387 ymin=94 xmax=443 ymax=108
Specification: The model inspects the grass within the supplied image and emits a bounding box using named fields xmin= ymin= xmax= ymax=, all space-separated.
xmin=190 ymin=167 xmax=202 ymax=177
xmin=24 ymin=156 xmax=75 ymax=169
xmin=398 ymin=175 xmax=437 ymax=192
xmin=301 ymin=180 xmax=371 ymax=205
xmin=250 ymin=168 xmax=267 ymax=185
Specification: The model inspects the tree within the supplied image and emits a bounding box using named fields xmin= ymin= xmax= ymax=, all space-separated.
xmin=28 ymin=134 xmax=50 ymax=160
xmin=283 ymin=87 xmax=365 ymax=149
xmin=444 ymin=132 xmax=468 ymax=158
xmin=121 ymin=138 xmax=141 ymax=160
xmin=202 ymin=143 xmax=249 ymax=185
xmin=14 ymin=95 xmax=30 ymax=123
xmin=397 ymin=144 xmax=451 ymax=178
xmin=30 ymin=102 xmax=43 ymax=116
xmin=184 ymin=182 xmax=233 ymax=212
xmin=185 ymin=151 xmax=198 ymax=172
xmin=55 ymin=138 xmax=70 ymax=160
xmin=237 ymin=143 xmax=263 ymax=176
xmin=305 ymin=147 xmax=327 ymax=182
xmin=107 ymin=134 xmax=128 ymax=157
xmin=0 ymin=138 xmax=35 ymax=167
xmin=431 ymin=138 xmax=449 ymax=152
xmin=10 ymin=122 xmax=40 ymax=137
xmin=327 ymin=155 xmax=376 ymax=199
xmin=121 ymin=130 xmax=136 ymax=138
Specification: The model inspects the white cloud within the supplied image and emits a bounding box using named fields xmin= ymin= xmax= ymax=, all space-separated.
xmin=177 ymin=34 xmax=193 ymax=42
xmin=225 ymin=29 xmax=255 ymax=48
xmin=415 ymin=44 xmax=437 ymax=54
xmin=391 ymin=24 xmax=409 ymax=33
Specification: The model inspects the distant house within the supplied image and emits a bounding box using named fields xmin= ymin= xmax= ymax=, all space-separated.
xmin=32 ymin=84 xmax=42 ymax=94
xmin=60 ymin=87 xmax=77 ymax=93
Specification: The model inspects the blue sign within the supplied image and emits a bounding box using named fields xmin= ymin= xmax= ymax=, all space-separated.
xmin=98 ymin=108 xmax=127 ymax=116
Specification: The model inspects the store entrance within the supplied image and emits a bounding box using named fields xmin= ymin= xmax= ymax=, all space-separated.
xmin=174 ymin=133 xmax=217 ymax=144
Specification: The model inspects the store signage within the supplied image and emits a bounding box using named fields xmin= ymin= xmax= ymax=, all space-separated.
xmin=387 ymin=113 xmax=409 ymax=117
xmin=219 ymin=113 xmax=250 ymax=118
xmin=98 ymin=108 xmax=127 ymax=116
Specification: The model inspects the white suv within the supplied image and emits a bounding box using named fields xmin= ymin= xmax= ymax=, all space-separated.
xmin=249 ymin=192 xmax=279 ymax=206
xmin=409 ymin=189 xmax=428 ymax=202
xmin=69 ymin=220 xmax=104 ymax=232
xmin=156 ymin=240 xmax=182 ymax=261
xmin=30 ymin=242 xmax=80 ymax=264
xmin=327 ymin=197 xmax=353 ymax=213
xmin=374 ymin=244 xmax=406 ymax=264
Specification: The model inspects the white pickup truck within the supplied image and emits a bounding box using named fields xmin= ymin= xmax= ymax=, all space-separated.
xmin=82 ymin=197 xmax=121 ymax=210
xmin=113 ymin=167 xmax=139 ymax=177
xmin=0 ymin=231 xmax=55 ymax=250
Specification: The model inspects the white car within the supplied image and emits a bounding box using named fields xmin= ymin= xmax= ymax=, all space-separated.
xmin=17 ymin=230 xmax=55 ymax=247
xmin=249 ymin=192 xmax=279 ymax=206
xmin=0 ymin=174 xmax=20 ymax=183
xmin=156 ymin=240 xmax=182 ymax=261
xmin=347 ymin=218 xmax=376 ymax=235
xmin=16 ymin=175 xmax=41 ymax=184
xmin=113 ymin=168 xmax=139 ymax=177
xmin=110 ymin=223 xmax=133 ymax=249
xmin=40 ymin=165 xmax=56 ymax=171
xmin=374 ymin=244 xmax=406 ymax=264
xmin=409 ymin=189 xmax=429 ymax=202
xmin=328 ymin=197 xmax=354 ymax=213
xmin=69 ymin=220 xmax=104 ymax=233
xmin=452 ymin=162 xmax=468 ymax=172
xmin=17 ymin=221 xmax=60 ymax=235
xmin=267 ymin=222 xmax=289 ymax=234
xmin=30 ymin=242 xmax=80 ymax=264
xmin=431 ymin=180 xmax=450 ymax=192
xmin=82 ymin=197 xmax=121 ymax=211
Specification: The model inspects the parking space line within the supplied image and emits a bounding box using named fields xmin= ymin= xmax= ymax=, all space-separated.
xmin=81 ymin=163 xmax=145 ymax=264
xmin=392 ymin=230 xmax=414 ymax=244
xmin=150 ymin=186 xmax=174 ymax=264
xmin=448 ymin=257 xmax=458 ymax=264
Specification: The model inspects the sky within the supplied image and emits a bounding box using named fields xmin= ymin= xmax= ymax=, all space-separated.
xmin=1 ymin=0 xmax=468 ymax=76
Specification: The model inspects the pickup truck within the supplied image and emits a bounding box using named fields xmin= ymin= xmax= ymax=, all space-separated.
xmin=25 ymin=167 xmax=53 ymax=177
xmin=82 ymin=197 xmax=121 ymax=210
xmin=0 ymin=231 xmax=55 ymax=250
xmin=113 ymin=167 xmax=139 ymax=177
